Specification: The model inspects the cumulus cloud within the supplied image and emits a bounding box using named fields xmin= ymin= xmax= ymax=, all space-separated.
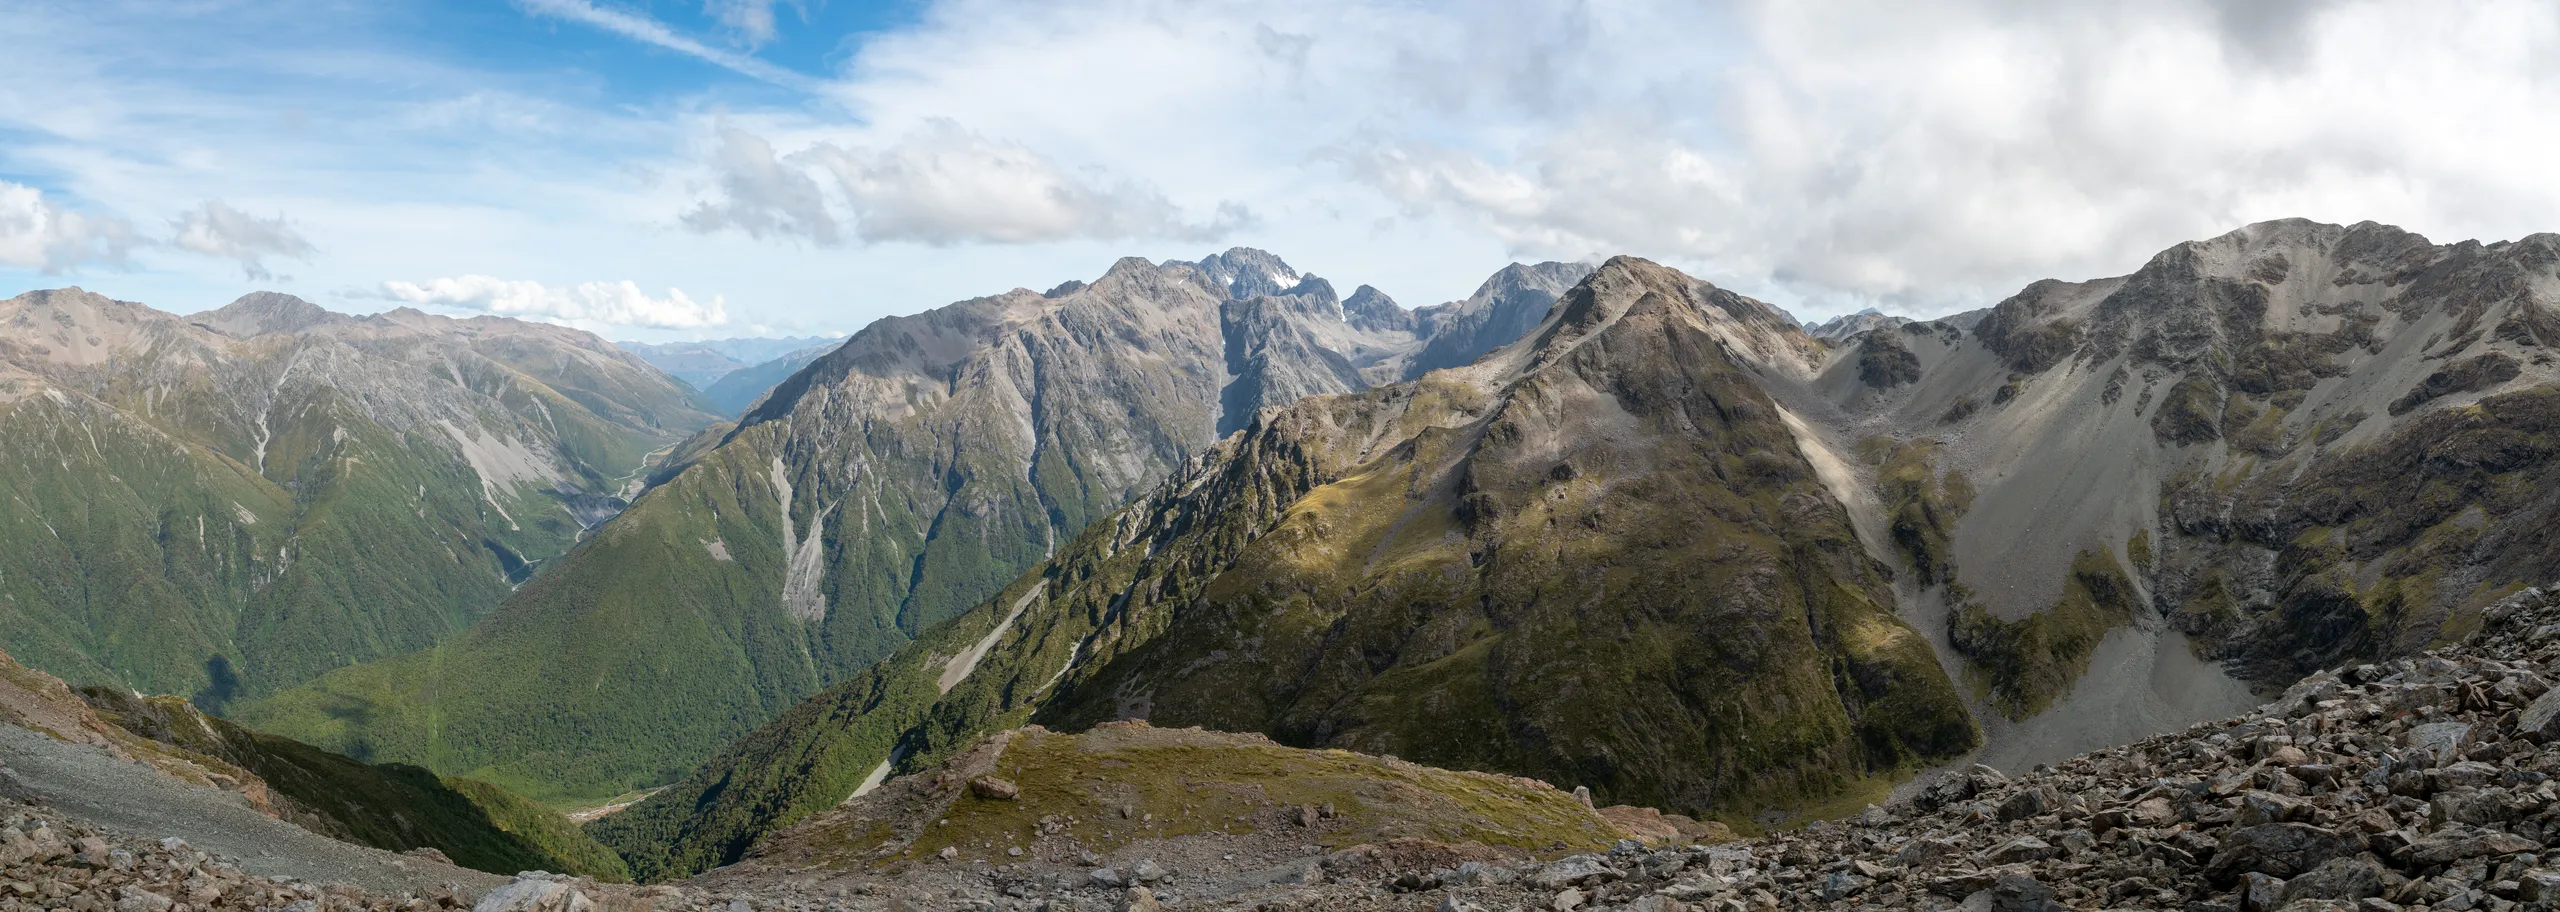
xmin=681 ymin=126 xmax=839 ymax=244
xmin=0 ymin=180 xmax=141 ymax=273
xmin=171 ymin=200 xmax=316 ymax=281
xmin=684 ymin=120 xmax=1253 ymax=246
xmin=378 ymin=275 xmax=730 ymax=329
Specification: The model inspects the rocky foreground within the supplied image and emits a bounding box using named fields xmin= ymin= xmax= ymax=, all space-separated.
xmin=17 ymin=582 xmax=2560 ymax=912
xmin=0 ymin=801 xmax=456 ymax=912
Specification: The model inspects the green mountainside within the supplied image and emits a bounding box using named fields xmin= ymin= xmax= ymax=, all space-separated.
xmin=589 ymin=257 xmax=1979 ymax=880
xmin=242 ymin=251 xmax=1581 ymax=804
xmin=0 ymin=289 xmax=718 ymax=704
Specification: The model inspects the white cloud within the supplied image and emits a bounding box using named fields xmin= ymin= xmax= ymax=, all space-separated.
xmin=703 ymin=0 xmax=793 ymax=49
xmin=685 ymin=120 xmax=1254 ymax=246
xmin=171 ymin=200 xmax=316 ymax=281
xmin=0 ymin=180 xmax=140 ymax=273
xmin=378 ymin=275 xmax=731 ymax=329
xmin=681 ymin=125 xmax=839 ymax=244
xmin=1329 ymin=0 xmax=2560 ymax=314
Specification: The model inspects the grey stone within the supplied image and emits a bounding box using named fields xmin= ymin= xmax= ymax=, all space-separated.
xmin=471 ymin=877 xmax=596 ymax=912
xmin=1979 ymin=835 xmax=2058 ymax=865
xmin=2398 ymin=825 xmax=2540 ymax=867
xmin=2206 ymin=824 xmax=2363 ymax=884
xmin=1997 ymin=786 xmax=2060 ymax=821
xmin=1981 ymin=874 xmax=2061 ymax=912
xmin=2282 ymin=855 xmax=2388 ymax=902
xmin=1526 ymin=855 xmax=1618 ymax=890
xmin=2405 ymin=722 xmax=2474 ymax=764
xmin=2241 ymin=873 xmax=2286 ymax=912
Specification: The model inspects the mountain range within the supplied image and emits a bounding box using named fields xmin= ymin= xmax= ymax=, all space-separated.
xmin=235 ymin=249 xmax=1592 ymax=802
xmin=4 ymin=218 xmax=2556 ymax=889
xmin=590 ymin=219 xmax=2560 ymax=878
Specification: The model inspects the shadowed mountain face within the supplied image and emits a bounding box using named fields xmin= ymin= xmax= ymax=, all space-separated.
xmin=0 ymin=289 xmax=719 ymax=703
xmin=242 ymin=250 xmax=1581 ymax=803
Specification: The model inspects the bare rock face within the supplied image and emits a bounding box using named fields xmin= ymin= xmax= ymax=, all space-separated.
xmin=1792 ymin=218 xmax=2560 ymax=776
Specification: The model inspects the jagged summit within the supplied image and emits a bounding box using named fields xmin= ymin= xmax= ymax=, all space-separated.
xmin=1188 ymin=247 xmax=1302 ymax=300
xmin=1398 ymin=260 xmax=1594 ymax=380
xmin=1808 ymin=307 xmax=1905 ymax=343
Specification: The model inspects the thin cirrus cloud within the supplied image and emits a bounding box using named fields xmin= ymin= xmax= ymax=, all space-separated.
xmin=170 ymin=201 xmax=316 ymax=282
xmin=514 ymin=0 xmax=820 ymax=91
xmin=377 ymin=275 xmax=731 ymax=330
xmin=683 ymin=120 xmax=1256 ymax=247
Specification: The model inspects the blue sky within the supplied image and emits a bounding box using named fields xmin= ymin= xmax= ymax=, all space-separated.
xmin=5 ymin=1 xmax=2559 ymax=341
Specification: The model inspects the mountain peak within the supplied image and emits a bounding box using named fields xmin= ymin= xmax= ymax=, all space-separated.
xmin=191 ymin=291 xmax=342 ymax=337
xmin=1189 ymin=248 xmax=1300 ymax=300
